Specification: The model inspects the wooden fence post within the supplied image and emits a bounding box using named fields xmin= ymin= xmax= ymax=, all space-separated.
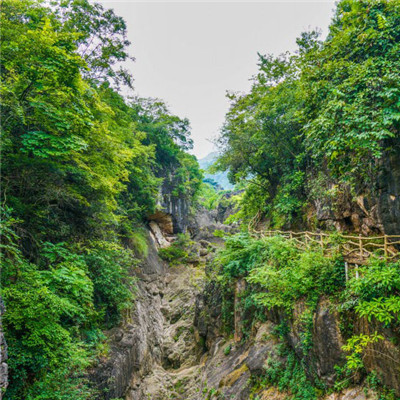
xmin=355 ymin=264 xmax=359 ymax=280
xmin=344 ymin=261 xmax=348 ymax=282
xmin=384 ymin=234 xmax=388 ymax=258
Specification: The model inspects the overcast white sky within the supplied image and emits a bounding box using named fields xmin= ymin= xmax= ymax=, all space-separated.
xmin=99 ymin=1 xmax=336 ymax=159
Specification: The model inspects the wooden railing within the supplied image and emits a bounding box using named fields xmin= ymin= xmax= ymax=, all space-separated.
xmin=249 ymin=224 xmax=400 ymax=264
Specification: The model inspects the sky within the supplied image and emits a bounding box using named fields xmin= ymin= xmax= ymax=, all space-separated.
xmin=99 ymin=1 xmax=336 ymax=159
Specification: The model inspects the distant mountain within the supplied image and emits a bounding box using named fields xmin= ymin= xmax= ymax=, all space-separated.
xmin=198 ymin=152 xmax=235 ymax=190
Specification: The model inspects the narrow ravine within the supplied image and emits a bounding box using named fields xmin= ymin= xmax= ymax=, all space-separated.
xmin=127 ymin=263 xmax=205 ymax=399
xmin=92 ymin=207 xmax=396 ymax=400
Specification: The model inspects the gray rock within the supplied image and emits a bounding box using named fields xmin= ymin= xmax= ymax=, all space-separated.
xmin=0 ymin=297 xmax=8 ymax=394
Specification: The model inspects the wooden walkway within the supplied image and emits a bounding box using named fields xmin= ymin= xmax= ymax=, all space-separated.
xmin=249 ymin=225 xmax=400 ymax=265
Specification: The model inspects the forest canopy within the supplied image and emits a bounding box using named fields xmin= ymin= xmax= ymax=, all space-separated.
xmin=216 ymin=0 xmax=400 ymax=227
xmin=0 ymin=1 xmax=201 ymax=398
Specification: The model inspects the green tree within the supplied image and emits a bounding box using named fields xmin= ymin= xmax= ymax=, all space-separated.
xmin=0 ymin=1 xmax=201 ymax=399
xmin=215 ymin=52 xmax=305 ymax=225
xmin=216 ymin=0 xmax=400 ymax=224
xmin=301 ymin=0 xmax=400 ymax=183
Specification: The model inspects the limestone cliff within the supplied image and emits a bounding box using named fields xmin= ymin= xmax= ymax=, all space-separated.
xmin=91 ymin=154 xmax=400 ymax=399
xmin=0 ymin=298 xmax=8 ymax=399
xmin=91 ymin=204 xmax=400 ymax=399
xmin=306 ymin=148 xmax=400 ymax=236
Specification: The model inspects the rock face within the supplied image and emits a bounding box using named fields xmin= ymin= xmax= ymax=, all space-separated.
xmin=91 ymin=231 xmax=167 ymax=399
xmin=195 ymin=271 xmax=400 ymax=398
xmin=126 ymin=263 xmax=205 ymax=400
xmin=91 ymin=206 xmax=400 ymax=399
xmin=0 ymin=298 xmax=8 ymax=398
xmin=377 ymin=149 xmax=400 ymax=235
xmin=199 ymin=322 xmax=283 ymax=400
xmin=92 ymin=218 xmax=212 ymax=399
xmin=310 ymin=148 xmax=400 ymax=236
xmin=148 ymin=220 xmax=170 ymax=248
xmin=283 ymin=299 xmax=345 ymax=386
xmin=216 ymin=190 xmax=242 ymax=223
xmin=157 ymin=173 xmax=191 ymax=234
xmin=324 ymin=387 xmax=378 ymax=400
xmin=356 ymin=317 xmax=400 ymax=395
xmin=194 ymin=279 xmax=223 ymax=350
xmin=310 ymin=299 xmax=345 ymax=385
xmin=311 ymin=183 xmax=382 ymax=235
xmin=189 ymin=205 xmax=238 ymax=244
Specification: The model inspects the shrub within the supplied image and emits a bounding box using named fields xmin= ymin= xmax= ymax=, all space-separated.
xmin=83 ymin=241 xmax=136 ymax=327
xmin=158 ymin=233 xmax=192 ymax=265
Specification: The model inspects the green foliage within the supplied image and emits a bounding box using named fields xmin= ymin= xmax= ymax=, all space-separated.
xmin=129 ymin=230 xmax=149 ymax=257
xmin=342 ymin=259 xmax=400 ymax=326
xmin=197 ymin=182 xmax=221 ymax=210
xmin=214 ymin=233 xmax=270 ymax=282
xmin=342 ymin=332 xmax=384 ymax=372
xmin=0 ymin=1 xmax=201 ymax=398
xmin=83 ymin=242 xmax=136 ymax=327
xmin=365 ymin=371 xmax=398 ymax=400
xmin=302 ymin=0 xmax=400 ymax=182
xmin=158 ymin=233 xmax=192 ymax=266
xmin=248 ymin=239 xmax=344 ymax=312
xmin=214 ymin=233 xmax=344 ymax=312
xmin=338 ymin=259 xmax=400 ymax=383
xmin=1 ymin=220 xmax=96 ymax=399
xmin=128 ymin=97 xmax=202 ymax=210
xmin=253 ymin=351 xmax=318 ymax=400
xmin=54 ymin=0 xmax=134 ymax=88
xmin=223 ymin=344 xmax=232 ymax=356
xmin=215 ymin=51 xmax=305 ymax=225
xmin=1 ymin=0 xmax=142 ymax=241
xmin=211 ymin=233 xmax=346 ymax=394
xmin=216 ymin=0 xmax=400 ymax=224
xmin=196 ymin=183 xmax=239 ymax=221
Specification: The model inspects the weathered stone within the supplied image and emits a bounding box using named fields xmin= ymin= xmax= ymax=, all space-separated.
xmin=311 ymin=298 xmax=345 ymax=386
xmin=324 ymin=387 xmax=378 ymax=400
xmin=91 ymin=232 xmax=166 ymax=400
xmin=356 ymin=317 xmax=400 ymax=396
xmin=234 ymin=279 xmax=247 ymax=342
xmin=149 ymin=221 xmax=170 ymax=248
xmin=148 ymin=210 xmax=174 ymax=235
xmin=90 ymin=202 xmax=400 ymax=400
xmin=0 ymin=297 xmax=8 ymax=395
xmin=199 ymin=239 xmax=211 ymax=248
xmin=219 ymin=363 xmax=248 ymax=387
xmin=138 ymin=231 xmax=166 ymax=276
xmin=377 ymin=148 xmax=400 ymax=235
xmin=199 ymin=248 xmax=209 ymax=257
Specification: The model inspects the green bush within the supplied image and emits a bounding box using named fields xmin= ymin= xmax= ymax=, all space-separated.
xmin=214 ymin=233 xmax=344 ymax=313
xmin=342 ymin=259 xmax=400 ymax=326
xmin=248 ymin=237 xmax=344 ymax=312
xmin=223 ymin=344 xmax=232 ymax=356
xmin=2 ymin=240 xmax=96 ymax=399
xmin=158 ymin=233 xmax=192 ymax=266
xmin=252 ymin=350 xmax=318 ymax=400
xmin=84 ymin=241 xmax=136 ymax=327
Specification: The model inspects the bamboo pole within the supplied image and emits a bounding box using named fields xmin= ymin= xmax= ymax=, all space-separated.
xmin=384 ymin=234 xmax=388 ymax=258
xmin=258 ymin=229 xmax=399 ymax=262
xmin=345 ymin=262 xmax=348 ymax=282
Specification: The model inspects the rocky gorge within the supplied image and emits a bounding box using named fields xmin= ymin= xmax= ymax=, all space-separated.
xmin=91 ymin=195 xmax=400 ymax=400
